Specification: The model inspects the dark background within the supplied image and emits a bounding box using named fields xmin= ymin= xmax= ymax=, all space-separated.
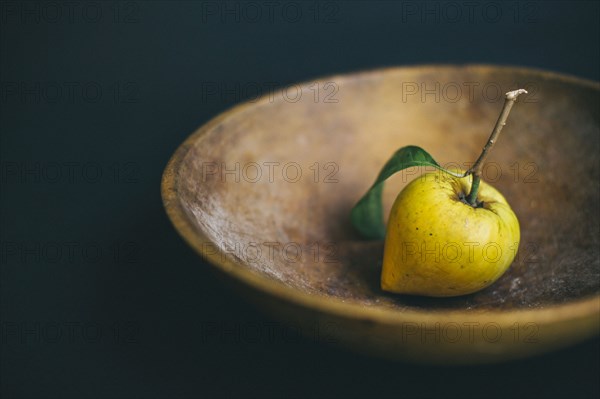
xmin=1 ymin=1 xmax=599 ymax=398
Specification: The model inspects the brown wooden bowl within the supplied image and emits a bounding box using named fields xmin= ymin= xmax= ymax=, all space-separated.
xmin=162 ymin=65 xmax=600 ymax=363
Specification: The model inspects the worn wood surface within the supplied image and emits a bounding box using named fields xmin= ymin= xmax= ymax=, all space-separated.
xmin=162 ymin=65 xmax=600 ymax=362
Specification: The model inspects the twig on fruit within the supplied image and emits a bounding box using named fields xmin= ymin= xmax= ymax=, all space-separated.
xmin=465 ymin=88 xmax=528 ymax=206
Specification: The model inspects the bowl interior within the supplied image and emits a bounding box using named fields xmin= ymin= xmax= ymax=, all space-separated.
xmin=173 ymin=66 xmax=599 ymax=311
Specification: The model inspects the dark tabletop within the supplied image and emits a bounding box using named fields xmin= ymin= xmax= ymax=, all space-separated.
xmin=1 ymin=1 xmax=599 ymax=398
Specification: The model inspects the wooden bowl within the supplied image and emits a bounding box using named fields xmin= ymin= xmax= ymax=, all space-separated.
xmin=162 ymin=65 xmax=600 ymax=363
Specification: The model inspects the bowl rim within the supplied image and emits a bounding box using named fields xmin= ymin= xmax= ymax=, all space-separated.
xmin=161 ymin=64 xmax=600 ymax=327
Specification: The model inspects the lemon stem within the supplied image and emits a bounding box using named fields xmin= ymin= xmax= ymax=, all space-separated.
xmin=466 ymin=89 xmax=528 ymax=206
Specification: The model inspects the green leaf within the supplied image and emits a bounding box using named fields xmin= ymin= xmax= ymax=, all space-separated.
xmin=350 ymin=145 xmax=462 ymax=240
